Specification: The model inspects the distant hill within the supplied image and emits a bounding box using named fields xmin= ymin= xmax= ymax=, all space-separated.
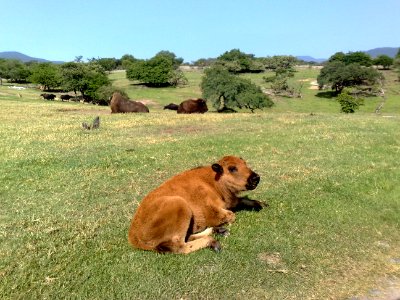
xmin=297 ymin=47 xmax=400 ymax=64
xmin=363 ymin=47 xmax=399 ymax=58
xmin=0 ymin=51 xmax=64 ymax=63
xmin=296 ymin=56 xmax=326 ymax=63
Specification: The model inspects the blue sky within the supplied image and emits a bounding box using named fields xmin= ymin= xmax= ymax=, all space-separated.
xmin=1 ymin=0 xmax=399 ymax=62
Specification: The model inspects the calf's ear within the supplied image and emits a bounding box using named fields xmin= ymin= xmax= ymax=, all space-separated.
xmin=212 ymin=163 xmax=223 ymax=174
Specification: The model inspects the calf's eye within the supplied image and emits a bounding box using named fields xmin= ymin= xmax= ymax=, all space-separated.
xmin=228 ymin=166 xmax=238 ymax=173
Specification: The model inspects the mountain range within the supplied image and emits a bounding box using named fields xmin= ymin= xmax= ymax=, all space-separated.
xmin=298 ymin=47 xmax=399 ymax=63
xmin=0 ymin=47 xmax=399 ymax=64
xmin=0 ymin=51 xmax=64 ymax=64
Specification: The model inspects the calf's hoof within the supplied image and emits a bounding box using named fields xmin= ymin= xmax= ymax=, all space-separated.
xmin=209 ymin=240 xmax=221 ymax=252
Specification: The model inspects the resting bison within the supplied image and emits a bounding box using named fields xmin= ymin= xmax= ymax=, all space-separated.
xmin=110 ymin=92 xmax=149 ymax=113
xmin=60 ymin=94 xmax=73 ymax=101
xmin=163 ymin=103 xmax=179 ymax=110
xmin=177 ymin=98 xmax=208 ymax=114
xmin=40 ymin=93 xmax=56 ymax=100
xmin=128 ymin=156 xmax=264 ymax=254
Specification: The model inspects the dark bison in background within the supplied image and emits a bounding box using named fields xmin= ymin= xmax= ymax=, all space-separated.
xmin=110 ymin=92 xmax=149 ymax=113
xmin=163 ymin=103 xmax=179 ymax=110
xmin=177 ymin=98 xmax=208 ymax=114
xmin=40 ymin=93 xmax=56 ymax=100
xmin=60 ymin=94 xmax=74 ymax=101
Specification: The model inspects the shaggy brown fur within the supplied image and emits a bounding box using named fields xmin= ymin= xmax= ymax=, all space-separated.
xmin=177 ymin=98 xmax=208 ymax=114
xmin=110 ymin=92 xmax=149 ymax=113
xmin=128 ymin=156 xmax=264 ymax=254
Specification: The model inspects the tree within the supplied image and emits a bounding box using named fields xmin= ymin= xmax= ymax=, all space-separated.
xmin=262 ymin=56 xmax=298 ymax=96
xmin=59 ymin=62 xmax=110 ymax=102
xmin=262 ymin=55 xmax=298 ymax=73
xmin=201 ymin=66 xmax=273 ymax=112
xmin=215 ymin=49 xmax=264 ymax=73
xmin=120 ymin=54 xmax=137 ymax=69
xmin=373 ymin=55 xmax=394 ymax=70
xmin=60 ymin=62 xmax=86 ymax=94
xmin=83 ymin=63 xmax=111 ymax=102
xmin=327 ymin=51 xmax=372 ymax=66
xmin=192 ymin=58 xmax=216 ymax=67
xmin=29 ymin=62 xmax=61 ymax=90
xmin=126 ymin=51 xmax=186 ymax=87
xmin=317 ymin=61 xmax=381 ymax=93
xmin=336 ymin=89 xmax=364 ymax=113
xmin=343 ymin=52 xmax=373 ymax=66
xmin=0 ymin=59 xmax=31 ymax=83
xmin=89 ymin=57 xmax=118 ymax=72
xmin=328 ymin=52 xmax=347 ymax=63
xmin=155 ymin=50 xmax=183 ymax=68
xmin=393 ymin=48 xmax=400 ymax=75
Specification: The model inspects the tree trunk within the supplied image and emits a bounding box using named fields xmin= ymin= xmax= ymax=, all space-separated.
xmin=218 ymin=95 xmax=225 ymax=111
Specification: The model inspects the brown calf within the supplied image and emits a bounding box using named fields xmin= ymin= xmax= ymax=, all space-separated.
xmin=128 ymin=156 xmax=264 ymax=254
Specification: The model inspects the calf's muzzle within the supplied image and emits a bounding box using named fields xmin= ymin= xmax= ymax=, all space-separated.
xmin=246 ymin=172 xmax=260 ymax=190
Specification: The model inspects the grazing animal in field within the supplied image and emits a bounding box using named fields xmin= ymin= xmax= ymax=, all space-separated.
xmin=128 ymin=156 xmax=264 ymax=254
xmin=163 ymin=103 xmax=179 ymax=110
xmin=177 ymin=98 xmax=208 ymax=114
xmin=60 ymin=94 xmax=73 ymax=101
xmin=40 ymin=93 xmax=56 ymax=100
xmin=110 ymin=92 xmax=149 ymax=113
xmin=82 ymin=116 xmax=100 ymax=130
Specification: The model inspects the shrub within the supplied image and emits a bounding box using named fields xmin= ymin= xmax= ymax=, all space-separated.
xmin=94 ymin=86 xmax=128 ymax=106
xmin=201 ymin=66 xmax=273 ymax=112
xmin=336 ymin=89 xmax=364 ymax=113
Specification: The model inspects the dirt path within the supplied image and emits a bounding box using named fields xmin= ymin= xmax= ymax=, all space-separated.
xmin=350 ymin=276 xmax=400 ymax=300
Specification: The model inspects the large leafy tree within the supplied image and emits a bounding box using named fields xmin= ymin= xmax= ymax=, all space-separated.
xmin=59 ymin=62 xmax=110 ymax=101
xmin=0 ymin=59 xmax=31 ymax=83
xmin=317 ymin=60 xmax=381 ymax=93
xmin=343 ymin=51 xmax=373 ymax=66
xmin=126 ymin=51 xmax=186 ymax=87
xmin=120 ymin=54 xmax=137 ymax=69
xmin=215 ymin=49 xmax=264 ymax=73
xmin=328 ymin=51 xmax=373 ymax=66
xmin=262 ymin=56 xmax=298 ymax=96
xmin=201 ymin=66 xmax=273 ymax=112
xmin=393 ymin=49 xmax=400 ymax=73
xmin=89 ymin=57 xmax=118 ymax=72
xmin=29 ymin=62 xmax=61 ymax=90
xmin=373 ymin=55 xmax=394 ymax=69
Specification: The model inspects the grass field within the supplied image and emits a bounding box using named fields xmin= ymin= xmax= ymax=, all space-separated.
xmin=1 ymin=68 xmax=400 ymax=299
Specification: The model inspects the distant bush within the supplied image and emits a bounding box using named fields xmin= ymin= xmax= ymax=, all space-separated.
xmin=60 ymin=62 xmax=110 ymax=102
xmin=126 ymin=51 xmax=186 ymax=87
xmin=336 ymin=89 xmax=364 ymax=113
xmin=93 ymin=86 xmax=128 ymax=106
xmin=317 ymin=61 xmax=381 ymax=93
xmin=214 ymin=49 xmax=265 ymax=73
xmin=201 ymin=66 xmax=273 ymax=112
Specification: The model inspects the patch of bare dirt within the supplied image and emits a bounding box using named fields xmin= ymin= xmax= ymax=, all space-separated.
xmin=257 ymin=252 xmax=289 ymax=274
xmin=136 ymin=99 xmax=162 ymax=108
xmin=350 ymin=276 xmax=400 ymax=300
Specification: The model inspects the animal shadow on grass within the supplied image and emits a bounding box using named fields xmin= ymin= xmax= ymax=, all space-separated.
xmin=315 ymin=91 xmax=338 ymax=99
xmin=231 ymin=195 xmax=269 ymax=212
xmin=213 ymin=196 xmax=268 ymax=239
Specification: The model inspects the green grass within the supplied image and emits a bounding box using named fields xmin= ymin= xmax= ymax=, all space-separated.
xmin=1 ymin=69 xmax=400 ymax=299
